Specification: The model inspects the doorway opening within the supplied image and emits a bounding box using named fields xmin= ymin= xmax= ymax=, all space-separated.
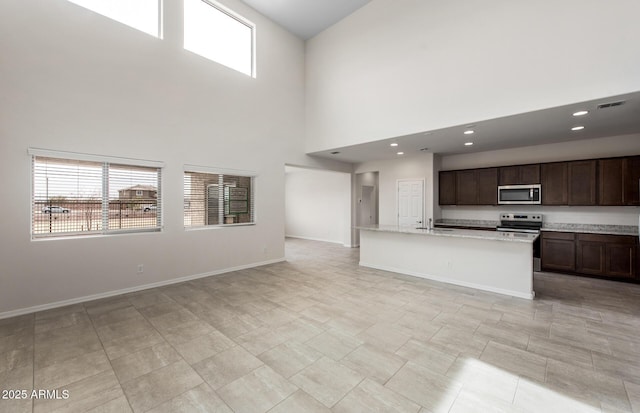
xmin=284 ymin=165 xmax=351 ymax=246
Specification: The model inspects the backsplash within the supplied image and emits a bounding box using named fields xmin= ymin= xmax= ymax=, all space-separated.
xmin=440 ymin=205 xmax=639 ymax=226
xmin=543 ymin=223 xmax=638 ymax=236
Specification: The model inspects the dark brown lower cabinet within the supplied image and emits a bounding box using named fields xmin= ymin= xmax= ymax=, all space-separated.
xmin=541 ymin=232 xmax=576 ymax=272
xmin=545 ymin=232 xmax=637 ymax=279
xmin=606 ymin=242 xmax=636 ymax=278
xmin=576 ymin=236 xmax=606 ymax=275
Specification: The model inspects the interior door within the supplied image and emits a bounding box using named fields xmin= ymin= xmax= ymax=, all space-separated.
xmin=398 ymin=180 xmax=424 ymax=227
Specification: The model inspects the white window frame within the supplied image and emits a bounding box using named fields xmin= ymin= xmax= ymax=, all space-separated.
xmin=66 ymin=0 xmax=164 ymax=39
xmin=29 ymin=148 xmax=165 ymax=240
xmin=183 ymin=0 xmax=257 ymax=78
xmin=183 ymin=164 xmax=257 ymax=230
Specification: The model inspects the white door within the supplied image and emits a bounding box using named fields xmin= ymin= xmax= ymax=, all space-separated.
xmin=398 ymin=180 xmax=424 ymax=227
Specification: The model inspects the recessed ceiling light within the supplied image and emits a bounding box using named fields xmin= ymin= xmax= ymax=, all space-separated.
xmin=464 ymin=142 xmax=474 ymax=146
xmin=397 ymin=152 xmax=404 ymax=155
xmin=390 ymin=143 xmax=398 ymax=147
xmin=464 ymin=130 xmax=474 ymax=135
xmin=573 ymin=110 xmax=589 ymax=117
xmin=571 ymin=126 xmax=585 ymax=131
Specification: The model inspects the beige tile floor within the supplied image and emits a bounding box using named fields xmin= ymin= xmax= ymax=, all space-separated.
xmin=1 ymin=238 xmax=640 ymax=412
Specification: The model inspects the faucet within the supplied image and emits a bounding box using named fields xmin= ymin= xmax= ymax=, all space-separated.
xmin=428 ymin=218 xmax=433 ymax=230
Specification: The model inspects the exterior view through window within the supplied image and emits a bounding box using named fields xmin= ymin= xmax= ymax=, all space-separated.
xmin=184 ymin=170 xmax=255 ymax=227
xmin=32 ymin=153 xmax=162 ymax=238
xmin=66 ymin=0 xmax=162 ymax=37
xmin=183 ymin=0 xmax=255 ymax=77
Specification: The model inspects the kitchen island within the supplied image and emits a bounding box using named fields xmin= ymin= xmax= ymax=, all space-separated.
xmin=358 ymin=225 xmax=539 ymax=299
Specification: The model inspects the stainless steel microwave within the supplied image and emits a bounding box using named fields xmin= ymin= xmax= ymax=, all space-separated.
xmin=498 ymin=184 xmax=541 ymax=205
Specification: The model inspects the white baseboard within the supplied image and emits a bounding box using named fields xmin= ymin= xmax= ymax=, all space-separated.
xmin=360 ymin=261 xmax=535 ymax=300
xmin=0 ymin=258 xmax=286 ymax=320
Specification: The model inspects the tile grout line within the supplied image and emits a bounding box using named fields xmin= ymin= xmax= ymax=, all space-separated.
xmin=132 ymin=295 xmax=237 ymax=413
xmin=83 ymin=302 xmax=137 ymax=413
xmin=31 ymin=314 xmax=35 ymax=413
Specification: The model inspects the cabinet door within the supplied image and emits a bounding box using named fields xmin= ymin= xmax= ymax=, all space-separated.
xmin=568 ymin=160 xmax=597 ymax=205
xmin=477 ymin=168 xmax=498 ymax=205
xmin=624 ymin=156 xmax=640 ymax=206
xmin=439 ymin=171 xmax=457 ymax=205
xmin=499 ymin=166 xmax=520 ymax=186
xmin=541 ymin=162 xmax=568 ymax=205
xmin=576 ymin=240 xmax=606 ymax=275
xmin=456 ymin=170 xmax=478 ymax=205
xmin=599 ymin=158 xmax=624 ymax=206
xmin=541 ymin=232 xmax=575 ymax=272
xmin=606 ymin=244 xmax=636 ymax=278
xmin=520 ymin=164 xmax=541 ymax=184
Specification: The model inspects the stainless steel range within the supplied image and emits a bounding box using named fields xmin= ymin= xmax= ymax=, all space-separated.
xmin=496 ymin=213 xmax=543 ymax=233
xmin=496 ymin=213 xmax=543 ymax=271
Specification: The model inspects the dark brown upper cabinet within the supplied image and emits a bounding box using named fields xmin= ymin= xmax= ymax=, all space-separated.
xmin=624 ymin=156 xmax=640 ymax=205
xmin=454 ymin=168 xmax=498 ymax=205
xmin=499 ymin=164 xmax=540 ymax=185
xmin=439 ymin=170 xmax=457 ymax=205
xmin=568 ymin=160 xmax=597 ymax=205
xmin=441 ymin=154 xmax=639 ymax=207
xmin=598 ymin=158 xmax=624 ymax=205
xmin=456 ymin=170 xmax=478 ymax=205
xmin=541 ymin=162 xmax=568 ymax=205
xmin=477 ymin=168 xmax=498 ymax=205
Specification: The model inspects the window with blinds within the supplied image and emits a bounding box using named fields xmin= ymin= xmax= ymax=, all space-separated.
xmin=184 ymin=168 xmax=255 ymax=228
xmin=31 ymin=150 xmax=163 ymax=238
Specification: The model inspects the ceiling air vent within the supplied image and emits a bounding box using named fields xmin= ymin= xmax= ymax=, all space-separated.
xmin=597 ymin=100 xmax=626 ymax=109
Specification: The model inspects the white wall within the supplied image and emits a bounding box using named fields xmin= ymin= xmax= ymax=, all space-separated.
xmin=355 ymin=153 xmax=436 ymax=226
xmin=0 ymin=0 xmax=349 ymax=316
xmin=305 ymin=0 xmax=640 ymax=153
xmin=440 ymin=134 xmax=640 ymax=226
xmin=285 ymin=167 xmax=351 ymax=246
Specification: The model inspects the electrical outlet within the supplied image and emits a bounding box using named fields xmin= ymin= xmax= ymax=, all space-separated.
xmin=137 ymin=264 xmax=144 ymax=274
xmin=263 ymin=246 xmax=267 ymax=254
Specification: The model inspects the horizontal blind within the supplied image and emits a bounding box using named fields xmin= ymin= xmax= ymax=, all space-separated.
xmin=32 ymin=155 xmax=162 ymax=238
xmin=33 ymin=157 xmax=104 ymax=236
xmin=184 ymin=170 xmax=254 ymax=227
xmin=108 ymin=163 xmax=162 ymax=233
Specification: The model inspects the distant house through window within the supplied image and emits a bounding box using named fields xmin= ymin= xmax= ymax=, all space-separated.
xmin=30 ymin=149 xmax=163 ymax=238
xmin=66 ymin=0 xmax=162 ymax=38
xmin=183 ymin=0 xmax=255 ymax=77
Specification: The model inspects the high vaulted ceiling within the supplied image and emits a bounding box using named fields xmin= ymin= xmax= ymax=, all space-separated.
xmin=238 ymin=1 xmax=640 ymax=164
xmin=240 ymin=0 xmax=371 ymax=40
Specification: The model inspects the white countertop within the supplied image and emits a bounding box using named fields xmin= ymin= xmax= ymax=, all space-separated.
xmin=357 ymin=225 xmax=539 ymax=243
